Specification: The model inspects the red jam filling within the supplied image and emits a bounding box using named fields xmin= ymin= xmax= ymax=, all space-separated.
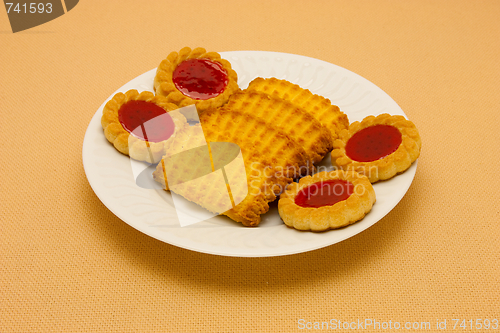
xmin=294 ymin=179 xmax=354 ymax=208
xmin=345 ymin=125 xmax=402 ymax=162
xmin=118 ymin=100 xmax=175 ymax=142
xmin=172 ymin=59 xmax=228 ymax=100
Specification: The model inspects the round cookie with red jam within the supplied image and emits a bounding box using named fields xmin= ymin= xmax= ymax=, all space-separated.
xmin=278 ymin=170 xmax=376 ymax=232
xmin=154 ymin=47 xmax=238 ymax=119
xmin=101 ymin=90 xmax=187 ymax=163
xmin=331 ymin=113 xmax=422 ymax=183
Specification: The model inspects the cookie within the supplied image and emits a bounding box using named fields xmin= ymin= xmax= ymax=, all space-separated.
xmin=278 ymin=170 xmax=376 ymax=231
xmin=331 ymin=113 xmax=421 ymax=183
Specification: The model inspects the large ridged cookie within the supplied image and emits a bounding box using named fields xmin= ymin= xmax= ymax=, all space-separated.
xmin=247 ymin=77 xmax=349 ymax=142
xmin=153 ymin=124 xmax=293 ymax=226
xmin=225 ymin=90 xmax=333 ymax=164
xmin=199 ymin=106 xmax=313 ymax=179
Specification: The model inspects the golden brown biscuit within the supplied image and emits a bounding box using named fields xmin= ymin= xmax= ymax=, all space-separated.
xmin=101 ymin=90 xmax=187 ymax=163
xmin=225 ymin=90 xmax=333 ymax=164
xmin=331 ymin=113 xmax=421 ymax=183
xmin=200 ymin=106 xmax=313 ymax=179
xmin=153 ymin=124 xmax=293 ymax=226
xmin=247 ymin=77 xmax=349 ymax=142
xmin=154 ymin=47 xmax=238 ymax=118
xmin=278 ymin=170 xmax=376 ymax=231
xmin=204 ymin=126 xmax=294 ymax=226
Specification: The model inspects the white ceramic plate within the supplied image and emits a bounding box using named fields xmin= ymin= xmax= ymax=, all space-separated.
xmin=82 ymin=51 xmax=417 ymax=257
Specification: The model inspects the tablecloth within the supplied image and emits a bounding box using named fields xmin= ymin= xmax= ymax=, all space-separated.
xmin=1 ymin=1 xmax=499 ymax=332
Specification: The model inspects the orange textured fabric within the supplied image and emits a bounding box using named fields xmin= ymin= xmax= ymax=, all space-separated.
xmin=1 ymin=1 xmax=499 ymax=332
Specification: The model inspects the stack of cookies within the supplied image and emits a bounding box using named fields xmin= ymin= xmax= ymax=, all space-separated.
xmin=101 ymin=47 xmax=421 ymax=230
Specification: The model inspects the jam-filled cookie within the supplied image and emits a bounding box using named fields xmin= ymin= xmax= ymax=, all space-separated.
xmin=154 ymin=47 xmax=238 ymax=118
xmin=331 ymin=114 xmax=421 ymax=183
xmin=278 ymin=170 xmax=376 ymax=231
xmin=101 ymin=90 xmax=187 ymax=163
